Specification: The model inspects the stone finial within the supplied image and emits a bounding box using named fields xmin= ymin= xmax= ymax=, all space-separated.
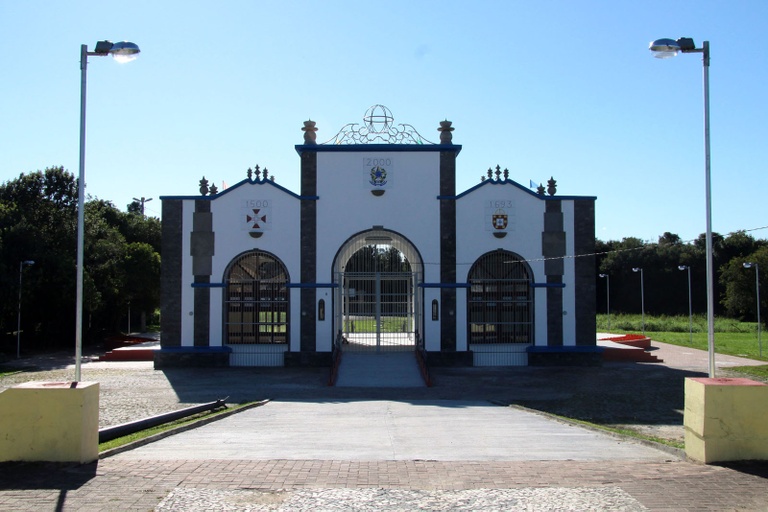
xmin=255 ymin=165 xmax=261 ymax=180
xmin=199 ymin=177 xmax=209 ymax=196
xmin=270 ymin=176 xmax=275 ymax=182
xmin=547 ymin=177 xmax=557 ymax=196
xmin=487 ymin=168 xmax=493 ymax=179
xmin=481 ymin=175 xmax=486 ymax=182
xmin=503 ymin=168 xmax=509 ymax=180
xmin=247 ymin=167 xmax=253 ymax=180
xmin=209 ymin=184 xmax=218 ymax=195
xmin=494 ymin=165 xmax=501 ymax=181
xmin=263 ymin=168 xmax=269 ymax=180
xmin=302 ymin=120 xmax=318 ymax=144
xmin=537 ymin=183 xmax=545 ymax=195
xmin=438 ymin=120 xmax=454 ymax=145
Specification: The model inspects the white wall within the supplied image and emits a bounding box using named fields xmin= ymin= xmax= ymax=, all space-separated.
xmin=180 ymin=182 xmax=301 ymax=347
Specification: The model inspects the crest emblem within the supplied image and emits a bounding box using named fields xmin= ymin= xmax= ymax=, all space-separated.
xmin=492 ymin=209 xmax=508 ymax=230
xmin=369 ymin=166 xmax=387 ymax=187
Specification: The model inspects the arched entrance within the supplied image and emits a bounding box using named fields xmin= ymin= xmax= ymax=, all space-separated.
xmin=223 ymin=250 xmax=289 ymax=366
xmin=333 ymin=229 xmax=423 ymax=352
xmin=467 ymin=249 xmax=534 ymax=365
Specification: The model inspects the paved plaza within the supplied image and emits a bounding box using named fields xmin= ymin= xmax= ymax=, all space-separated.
xmin=0 ymin=341 xmax=767 ymax=510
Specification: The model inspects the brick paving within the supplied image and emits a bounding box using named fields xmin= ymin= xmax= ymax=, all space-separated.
xmin=0 ymin=458 xmax=767 ymax=511
xmin=1 ymin=340 xmax=767 ymax=510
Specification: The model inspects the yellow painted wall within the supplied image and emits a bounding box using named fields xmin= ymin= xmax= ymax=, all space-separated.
xmin=0 ymin=381 xmax=99 ymax=463
xmin=685 ymin=377 xmax=768 ymax=463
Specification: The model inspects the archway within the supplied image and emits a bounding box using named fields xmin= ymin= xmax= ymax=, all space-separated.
xmin=223 ymin=250 xmax=289 ymax=366
xmin=333 ymin=229 xmax=423 ymax=352
xmin=467 ymin=249 xmax=534 ymax=365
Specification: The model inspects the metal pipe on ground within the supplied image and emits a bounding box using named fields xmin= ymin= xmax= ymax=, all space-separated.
xmin=98 ymin=398 xmax=228 ymax=443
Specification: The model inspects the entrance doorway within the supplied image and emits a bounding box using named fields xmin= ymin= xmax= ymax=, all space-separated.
xmin=333 ymin=229 xmax=423 ymax=352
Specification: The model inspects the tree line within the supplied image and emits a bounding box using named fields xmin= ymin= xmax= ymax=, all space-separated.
xmin=2 ymin=166 xmax=765 ymax=354
xmin=0 ymin=167 xmax=161 ymax=352
xmin=596 ymin=231 xmax=768 ymax=322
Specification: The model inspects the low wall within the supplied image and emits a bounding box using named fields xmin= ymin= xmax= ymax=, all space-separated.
xmin=685 ymin=377 xmax=768 ymax=463
xmin=0 ymin=381 xmax=99 ymax=463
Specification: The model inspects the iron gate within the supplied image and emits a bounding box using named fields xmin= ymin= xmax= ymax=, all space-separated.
xmin=337 ymin=271 xmax=420 ymax=352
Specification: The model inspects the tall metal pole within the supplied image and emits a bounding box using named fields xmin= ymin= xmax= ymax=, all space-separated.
xmin=687 ymin=266 xmax=693 ymax=344
xmin=702 ymin=41 xmax=716 ymax=378
xmin=76 ymin=44 xmax=88 ymax=382
xmin=755 ymin=263 xmax=761 ymax=357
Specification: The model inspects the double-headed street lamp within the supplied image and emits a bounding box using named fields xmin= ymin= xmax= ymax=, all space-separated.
xmin=599 ymin=273 xmax=610 ymax=331
xmin=632 ymin=267 xmax=645 ymax=335
xmin=678 ymin=265 xmax=693 ymax=344
xmin=743 ymin=262 xmax=761 ymax=357
xmin=76 ymin=40 xmax=140 ymax=381
xmin=17 ymin=260 xmax=35 ymax=358
xmin=650 ymin=36 xmax=715 ymax=377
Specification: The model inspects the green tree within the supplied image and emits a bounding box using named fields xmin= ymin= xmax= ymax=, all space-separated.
xmin=721 ymin=246 xmax=768 ymax=322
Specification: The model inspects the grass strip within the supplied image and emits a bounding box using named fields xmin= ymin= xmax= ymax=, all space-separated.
xmin=99 ymin=400 xmax=269 ymax=456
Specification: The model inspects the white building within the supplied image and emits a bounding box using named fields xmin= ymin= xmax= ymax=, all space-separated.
xmin=158 ymin=106 xmax=598 ymax=369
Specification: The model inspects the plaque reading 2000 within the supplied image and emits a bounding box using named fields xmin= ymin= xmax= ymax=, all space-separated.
xmin=364 ymin=158 xmax=392 ymax=167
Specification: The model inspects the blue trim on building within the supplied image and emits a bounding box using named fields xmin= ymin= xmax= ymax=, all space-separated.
xmin=437 ymin=179 xmax=596 ymax=202
xmin=191 ymin=282 xmax=226 ymax=288
xmin=156 ymin=346 xmax=233 ymax=353
xmin=295 ymin=144 xmax=462 ymax=156
xmin=531 ymin=282 xmax=566 ymax=288
xmin=287 ymin=283 xmax=338 ymax=288
xmin=160 ymin=177 xmax=315 ymax=201
xmin=420 ymin=283 xmax=471 ymax=289
xmin=527 ymin=345 xmax=604 ymax=354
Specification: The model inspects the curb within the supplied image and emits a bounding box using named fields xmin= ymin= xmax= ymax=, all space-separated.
xmin=99 ymin=399 xmax=271 ymax=459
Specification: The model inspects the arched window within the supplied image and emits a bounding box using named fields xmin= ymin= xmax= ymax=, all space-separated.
xmin=224 ymin=250 xmax=289 ymax=344
xmin=467 ymin=250 xmax=533 ymax=344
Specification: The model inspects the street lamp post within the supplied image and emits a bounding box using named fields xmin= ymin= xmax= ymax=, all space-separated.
xmin=743 ymin=262 xmax=761 ymax=357
xmin=76 ymin=40 xmax=140 ymax=381
xmin=599 ymin=273 xmax=610 ymax=331
xmin=632 ymin=267 xmax=645 ymax=335
xmin=17 ymin=260 xmax=35 ymax=358
xmin=679 ymin=265 xmax=693 ymax=344
xmin=650 ymin=37 xmax=715 ymax=377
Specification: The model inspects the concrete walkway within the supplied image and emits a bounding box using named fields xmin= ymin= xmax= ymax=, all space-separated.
xmin=113 ymin=399 xmax=670 ymax=462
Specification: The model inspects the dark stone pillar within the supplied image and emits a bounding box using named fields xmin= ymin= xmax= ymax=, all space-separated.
xmin=440 ymin=151 xmax=457 ymax=351
xmin=574 ymin=200 xmax=596 ymax=346
xmin=542 ymin=200 xmax=565 ymax=346
xmin=191 ymin=200 xmax=214 ymax=347
xmin=300 ymin=151 xmax=317 ymax=352
xmin=160 ymin=199 xmax=183 ymax=348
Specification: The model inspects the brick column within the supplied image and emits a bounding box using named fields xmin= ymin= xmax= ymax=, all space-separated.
xmin=440 ymin=150 xmax=457 ymax=351
xmin=191 ymin=200 xmax=213 ymax=347
xmin=160 ymin=199 xmax=183 ymax=347
xmin=542 ymin=200 xmax=565 ymax=346
xmin=300 ymin=151 xmax=317 ymax=352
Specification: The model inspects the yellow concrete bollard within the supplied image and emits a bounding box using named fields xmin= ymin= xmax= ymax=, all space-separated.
xmin=0 ymin=381 xmax=99 ymax=463
xmin=685 ymin=377 xmax=768 ymax=463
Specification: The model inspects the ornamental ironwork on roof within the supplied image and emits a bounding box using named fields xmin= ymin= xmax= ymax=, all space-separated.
xmin=322 ymin=105 xmax=438 ymax=145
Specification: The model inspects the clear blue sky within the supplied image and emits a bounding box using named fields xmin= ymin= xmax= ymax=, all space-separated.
xmin=2 ymin=1 xmax=766 ymax=243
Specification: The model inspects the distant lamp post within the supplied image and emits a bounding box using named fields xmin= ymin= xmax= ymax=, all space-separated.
xmin=650 ymin=36 xmax=716 ymax=378
xmin=632 ymin=267 xmax=645 ymax=335
xmin=679 ymin=265 xmax=693 ymax=344
xmin=76 ymin=40 xmax=140 ymax=381
xmin=17 ymin=260 xmax=35 ymax=359
xmin=132 ymin=196 xmax=153 ymax=216
xmin=743 ymin=262 xmax=761 ymax=357
xmin=599 ymin=273 xmax=610 ymax=331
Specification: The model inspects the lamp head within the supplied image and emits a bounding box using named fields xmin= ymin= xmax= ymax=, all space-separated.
xmin=678 ymin=265 xmax=688 ymax=271
xmin=744 ymin=262 xmax=754 ymax=269
xmin=649 ymin=38 xmax=681 ymax=58
xmin=109 ymin=41 xmax=140 ymax=63
xmin=632 ymin=267 xmax=641 ymax=273
xmin=22 ymin=260 xmax=34 ymax=266
xmin=599 ymin=273 xmax=608 ymax=278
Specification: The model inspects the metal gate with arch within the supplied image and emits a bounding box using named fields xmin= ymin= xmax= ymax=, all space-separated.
xmin=336 ymin=270 xmax=421 ymax=352
xmin=332 ymin=229 xmax=424 ymax=353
